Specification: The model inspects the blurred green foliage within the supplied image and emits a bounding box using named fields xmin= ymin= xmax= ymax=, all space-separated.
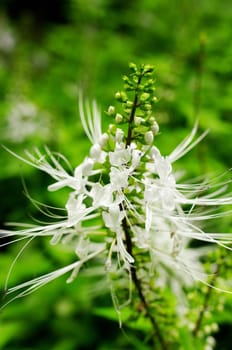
xmin=0 ymin=0 xmax=232 ymax=349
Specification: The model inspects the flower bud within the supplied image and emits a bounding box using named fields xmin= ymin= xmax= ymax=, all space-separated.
xmin=122 ymin=75 xmax=129 ymax=82
xmin=143 ymin=103 xmax=152 ymax=111
xmin=134 ymin=116 xmax=143 ymax=126
xmin=115 ymin=128 xmax=124 ymax=143
xmin=115 ymin=113 xmax=123 ymax=123
xmin=140 ymin=93 xmax=150 ymax=102
xmin=151 ymin=121 xmax=159 ymax=135
xmin=147 ymin=79 xmax=154 ymax=85
xmin=99 ymin=133 xmax=108 ymax=147
xmin=115 ymin=91 xmax=127 ymax=102
xmin=126 ymin=100 xmax=133 ymax=108
xmin=149 ymin=116 xmax=155 ymax=124
xmin=211 ymin=323 xmax=218 ymax=332
xmin=108 ymin=105 xmax=115 ymax=115
xmin=109 ymin=124 xmax=116 ymax=133
xmin=144 ymin=131 xmax=154 ymax=144
xmin=144 ymin=64 xmax=154 ymax=73
xmin=90 ymin=144 xmax=101 ymax=159
xmin=115 ymin=91 xmax=121 ymax=100
xmin=152 ymin=96 xmax=158 ymax=103
xmin=82 ymin=158 xmax=94 ymax=176
xmin=129 ymin=62 xmax=137 ymax=71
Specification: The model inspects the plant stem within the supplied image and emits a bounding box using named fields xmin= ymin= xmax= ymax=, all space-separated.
xmin=192 ymin=263 xmax=219 ymax=337
xmin=125 ymin=73 xmax=143 ymax=147
xmin=193 ymin=34 xmax=206 ymax=119
xmin=123 ymin=67 xmax=167 ymax=349
xmin=122 ymin=217 xmax=167 ymax=350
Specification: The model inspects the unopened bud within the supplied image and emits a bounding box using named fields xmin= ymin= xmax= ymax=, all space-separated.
xmin=82 ymin=158 xmax=94 ymax=176
xmin=115 ymin=91 xmax=121 ymax=100
xmin=129 ymin=62 xmax=137 ymax=71
xmin=140 ymin=93 xmax=150 ymax=102
xmin=151 ymin=121 xmax=159 ymax=135
xmin=134 ymin=116 xmax=143 ymax=125
xmin=152 ymin=96 xmax=158 ymax=103
xmin=144 ymin=64 xmax=154 ymax=73
xmin=115 ymin=128 xmax=124 ymax=143
xmin=109 ymin=124 xmax=116 ymax=133
xmin=99 ymin=133 xmax=109 ymax=147
xmin=115 ymin=113 xmax=123 ymax=123
xmin=122 ymin=75 xmax=129 ymax=82
xmin=143 ymin=103 xmax=152 ymax=110
xmin=211 ymin=323 xmax=218 ymax=332
xmin=90 ymin=144 xmax=101 ymax=159
xmin=115 ymin=91 xmax=127 ymax=102
xmin=108 ymin=105 xmax=115 ymax=115
xmin=144 ymin=131 xmax=154 ymax=144
xmin=126 ymin=100 xmax=133 ymax=108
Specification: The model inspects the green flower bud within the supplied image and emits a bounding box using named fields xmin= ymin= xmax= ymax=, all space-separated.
xmin=144 ymin=131 xmax=154 ymax=144
xmin=109 ymin=124 xmax=116 ymax=133
xmin=115 ymin=91 xmax=121 ymax=100
xmin=115 ymin=113 xmax=123 ymax=123
xmin=124 ymin=108 xmax=132 ymax=115
xmin=211 ymin=323 xmax=219 ymax=332
xmin=126 ymin=100 xmax=133 ymax=108
xmin=143 ymin=103 xmax=152 ymax=111
xmin=133 ymin=76 xmax=139 ymax=84
xmin=115 ymin=91 xmax=127 ymax=102
xmin=140 ymin=92 xmax=150 ymax=102
xmin=124 ymin=84 xmax=134 ymax=91
xmin=149 ymin=116 xmax=156 ymax=124
xmin=138 ymin=84 xmax=145 ymax=91
xmin=147 ymin=79 xmax=154 ymax=86
xmin=152 ymin=96 xmax=158 ymax=103
xmin=108 ymin=105 xmax=115 ymax=115
xmin=129 ymin=62 xmax=137 ymax=71
xmin=144 ymin=64 xmax=154 ymax=73
xmin=134 ymin=116 xmax=143 ymax=126
xmin=122 ymin=75 xmax=129 ymax=82
xmin=121 ymin=91 xmax=128 ymax=101
xmin=99 ymin=133 xmax=108 ymax=147
xmin=151 ymin=121 xmax=159 ymax=135
xmin=115 ymin=128 xmax=124 ymax=142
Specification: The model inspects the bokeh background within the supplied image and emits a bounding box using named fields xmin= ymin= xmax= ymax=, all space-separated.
xmin=0 ymin=0 xmax=232 ymax=349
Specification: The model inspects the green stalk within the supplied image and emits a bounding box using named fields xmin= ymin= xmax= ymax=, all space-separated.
xmin=122 ymin=69 xmax=167 ymax=349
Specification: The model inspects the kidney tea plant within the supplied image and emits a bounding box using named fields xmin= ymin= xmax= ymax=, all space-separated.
xmin=1 ymin=63 xmax=232 ymax=349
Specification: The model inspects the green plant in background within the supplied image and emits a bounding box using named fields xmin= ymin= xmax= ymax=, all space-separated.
xmin=1 ymin=64 xmax=232 ymax=349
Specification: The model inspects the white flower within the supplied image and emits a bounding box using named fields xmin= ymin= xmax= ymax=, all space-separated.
xmin=133 ymin=125 xmax=232 ymax=289
xmin=65 ymin=193 xmax=96 ymax=227
xmin=4 ymin=99 xmax=51 ymax=143
xmin=144 ymin=130 xmax=154 ymax=144
xmin=79 ymin=94 xmax=107 ymax=163
xmin=116 ymin=227 xmax=134 ymax=266
xmin=89 ymin=183 xmax=113 ymax=207
xmin=110 ymin=167 xmax=129 ymax=191
xmin=1 ymin=95 xmax=232 ymax=309
xmin=102 ymin=205 xmax=134 ymax=267
xmin=78 ymin=95 xmax=103 ymax=145
xmin=115 ymin=128 xmax=124 ymax=143
xmin=102 ymin=204 xmax=125 ymax=231
xmin=2 ymin=246 xmax=105 ymax=307
xmin=0 ymin=20 xmax=16 ymax=52
xmin=90 ymin=143 xmax=106 ymax=163
xmin=130 ymin=149 xmax=142 ymax=169
xmin=109 ymin=147 xmax=131 ymax=167
xmin=48 ymin=157 xmax=94 ymax=192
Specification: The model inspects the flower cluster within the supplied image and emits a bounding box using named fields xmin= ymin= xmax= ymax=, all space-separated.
xmin=1 ymin=64 xmax=232 ymax=319
xmin=4 ymin=98 xmax=51 ymax=143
